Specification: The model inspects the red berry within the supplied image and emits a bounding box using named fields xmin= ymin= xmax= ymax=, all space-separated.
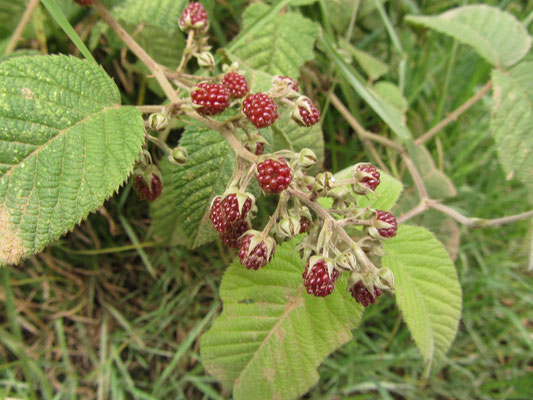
xmin=222 ymin=72 xmax=249 ymax=99
xmin=302 ymin=259 xmax=339 ymax=297
xmin=209 ymin=194 xmax=252 ymax=234
xmin=296 ymin=99 xmax=320 ymax=127
xmin=245 ymin=142 xmax=264 ymax=155
xmin=238 ymin=235 xmax=274 ymax=270
xmin=133 ymin=173 xmax=162 ymax=202
xmin=299 ymin=217 xmax=310 ymax=234
xmin=220 ymin=220 xmax=249 ymax=249
xmin=179 ymin=2 xmax=208 ymax=32
xmin=350 ymin=280 xmax=382 ymax=307
xmin=74 ymin=0 xmax=94 ymax=4
xmin=356 ymin=164 xmax=380 ymax=192
xmin=191 ymin=83 xmax=230 ymax=116
xmin=376 ymin=210 xmax=397 ymax=238
xmin=242 ymin=93 xmax=279 ymax=128
xmin=256 ymin=158 xmax=292 ymax=194
xmin=279 ymin=76 xmax=299 ymax=92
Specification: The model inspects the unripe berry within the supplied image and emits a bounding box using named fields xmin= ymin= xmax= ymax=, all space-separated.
xmin=220 ymin=220 xmax=249 ymax=249
xmin=354 ymin=163 xmax=380 ymax=194
xmin=350 ymin=280 xmax=382 ymax=307
xmin=179 ymin=2 xmax=208 ymax=32
xmin=375 ymin=210 xmax=398 ymax=238
xmin=222 ymin=72 xmax=249 ymax=99
xmin=242 ymin=93 xmax=279 ymax=128
xmin=299 ymin=217 xmax=311 ymax=234
xmin=238 ymin=234 xmax=275 ymax=270
xmin=256 ymin=158 xmax=292 ymax=194
xmin=191 ymin=83 xmax=230 ymax=116
xmin=209 ymin=193 xmax=253 ymax=234
xmin=303 ymin=258 xmax=339 ymax=297
xmin=133 ymin=169 xmax=163 ymax=202
xmin=292 ymin=98 xmax=320 ymax=127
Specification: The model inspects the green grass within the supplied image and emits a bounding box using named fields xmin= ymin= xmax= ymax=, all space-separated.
xmin=1 ymin=0 xmax=532 ymax=399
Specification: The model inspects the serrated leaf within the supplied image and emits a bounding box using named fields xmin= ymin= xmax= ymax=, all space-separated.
xmin=406 ymin=5 xmax=531 ymax=68
xmin=411 ymin=145 xmax=456 ymax=199
xmin=229 ymin=2 xmax=319 ymax=80
xmin=201 ymin=239 xmax=363 ymax=400
xmin=150 ymin=124 xmax=235 ymax=248
xmin=318 ymin=166 xmax=403 ymax=212
xmin=491 ymin=61 xmax=533 ymax=201
xmin=112 ymin=0 xmax=187 ymax=34
xmin=382 ymin=225 xmax=462 ymax=371
xmin=0 ymin=55 xmax=145 ymax=265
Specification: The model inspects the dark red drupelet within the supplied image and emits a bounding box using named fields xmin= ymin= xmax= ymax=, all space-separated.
xmin=298 ymin=99 xmax=321 ymax=127
xmin=238 ymin=235 xmax=273 ymax=270
xmin=179 ymin=2 xmax=208 ymax=30
xmin=191 ymin=83 xmax=230 ymax=116
xmin=376 ymin=210 xmax=398 ymax=238
xmin=350 ymin=280 xmax=382 ymax=307
xmin=356 ymin=164 xmax=380 ymax=192
xmin=220 ymin=220 xmax=249 ymax=249
xmin=303 ymin=259 xmax=339 ymax=297
xmin=222 ymin=72 xmax=249 ymax=99
xmin=209 ymin=194 xmax=252 ymax=234
xmin=299 ymin=217 xmax=311 ymax=234
xmin=133 ymin=174 xmax=162 ymax=202
xmin=74 ymin=0 xmax=94 ymax=5
xmin=256 ymin=158 xmax=292 ymax=194
xmin=242 ymin=93 xmax=279 ymax=128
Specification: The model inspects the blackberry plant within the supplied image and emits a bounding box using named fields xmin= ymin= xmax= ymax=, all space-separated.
xmin=0 ymin=1 xmax=531 ymax=399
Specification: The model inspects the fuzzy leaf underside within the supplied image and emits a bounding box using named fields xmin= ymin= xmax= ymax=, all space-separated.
xmin=491 ymin=61 xmax=533 ymax=202
xmin=112 ymin=0 xmax=187 ymax=34
xmin=201 ymin=239 xmax=363 ymax=400
xmin=382 ymin=225 xmax=462 ymax=371
xmin=230 ymin=2 xmax=319 ymax=80
xmin=150 ymin=125 xmax=235 ymax=248
xmin=0 ymin=55 xmax=145 ymax=265
xmin=406 ymin=5 xmax=531 ymax=68
xmin=411 ymin=145 xmax=456 ymax=200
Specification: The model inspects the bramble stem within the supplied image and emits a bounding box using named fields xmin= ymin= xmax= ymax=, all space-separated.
xmin=93 ymin=0 xmax=178 ymax=103
xmin=415 ymin=81 xmax=492 ymax=145
xmin=4 ymin=0 xmax=40 ymax=55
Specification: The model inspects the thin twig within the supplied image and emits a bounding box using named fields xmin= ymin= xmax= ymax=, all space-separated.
xmin=415 ymin=81 xmax=492 ymax=145
xmin=93 ymin=0 xmax=178 ymax=103
xmin=136 ymin=105 xmax=165 ymax=114
xmin=401 ymin=153 xmax=429 ymax=200
xmin=398 ymin=201 xmax=428 ymax=224
xmin=330 ymin=93 xmax=404 ymax=152
xmin=4 ymin=0 xmax=40 ymax=55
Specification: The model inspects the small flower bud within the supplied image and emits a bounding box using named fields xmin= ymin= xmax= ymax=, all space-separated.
xmin=276 ymin=216 xmax=301 ymax=240
xmin=148 ymin=113 xmax=169 ymax=132
xmin=169 ymin=146 xmax=188 ymax=165
xmin=270 ymin=75 xmax=299 ymax=98
xmin=313 ymin=172 xmax=335 ymax=196
xmin=196 ymin=52 xmax=215 ymax=71
xmin=375 ymin=267 xmax=395 ymax=291
xmin=298 ymin=148 xmax=317 ymax=168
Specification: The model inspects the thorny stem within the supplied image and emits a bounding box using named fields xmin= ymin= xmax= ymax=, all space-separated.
xmin=93 ymin=0 xmax=179 ymax=103
xmin=415 ymin=81 xmax=493 ymax=145
xmin=4 ymin=0 xmax=40 ymax=55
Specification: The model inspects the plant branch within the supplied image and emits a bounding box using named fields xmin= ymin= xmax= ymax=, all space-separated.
xmin=4 ymin=0 xmax=40 ymax=55
xmin=401 ymin=153 xmax=429 ymax=200
xmin=330 ymin=93 xmax=404 ymax=152
xmin=415 ymin=81 xmax=492 ymax=145
xmin=93 ymin=0 xmax=178 ymax=103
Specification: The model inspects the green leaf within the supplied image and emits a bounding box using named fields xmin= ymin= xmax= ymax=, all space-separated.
xmin=318 ymin=166 xmax=403 ymax=212
xmin=112 ymin=0 xmax=187 ymax=34
xmin=382 ymin=225 xmax=462 ymax=371
xmin=0 ymin=55 xmax=145 ymax=265
xmin=406 ymin=5 xmax=531 ymax=68
xmin=0 ymin=0 xmax=25 ymax=39
xmin=372 ymin=81 xmax=407 ymax=123
xmin=410 ymin=145 xmax=456 ymax=199
xmin=338 ymin=38 xmax=389 ymax=81
xmin=491 ymin=61 xmax=533 ymax=202
xmin=228 ymin=2 xmax=319 ymax=80
xmin=201 ymin=239 xmax=363 ymax=400
xmin=319 ymin=35 xmax=413 ymax=141
xmin=150 ymin=124 xmax=235 ymax=248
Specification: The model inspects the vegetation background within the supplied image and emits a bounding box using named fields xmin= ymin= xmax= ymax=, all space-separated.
xmin=0 ymin=0 xmax=532 ymax=399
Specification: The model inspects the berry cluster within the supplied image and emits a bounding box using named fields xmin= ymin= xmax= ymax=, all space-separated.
xmin=179 ymin=2 xmax=209 ymax=32
xmin=243 ymin=93 xmax=279 ymax=128
xmin=191 ymin=83 xmax=230 ymax=115
xmin=350 ymin=281 xmax=382 ymax=307
xmin=303 ymin=259 xmax=339 ymax=297
xmin=256 ymin=158 xmax=292 ymax=194
xmin=222 ymin=72 xmax=249 ymax=99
